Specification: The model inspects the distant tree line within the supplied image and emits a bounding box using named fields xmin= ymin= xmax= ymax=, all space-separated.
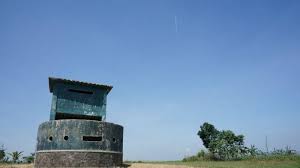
xmin=0 ymin=145 xmax=34 ymax=164
xmin=183 ymin=122 xmax=297 ymax=161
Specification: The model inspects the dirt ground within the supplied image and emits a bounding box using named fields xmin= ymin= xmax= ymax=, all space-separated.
xmin=129 ymin=163 xmax=190 ymax=168
xmin=0 ymin=164 xmax=33 ymax=168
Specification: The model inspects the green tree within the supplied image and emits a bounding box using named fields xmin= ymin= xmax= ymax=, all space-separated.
xmin=8 ymin=151 xmax=23 ymax=163
xmin=0 ymin=145 xmax=5 ymax=162
xmin=197 ymin=122 xmax=219 ymax=149
xmin=197 ymin=122 xmax=249 ymax=160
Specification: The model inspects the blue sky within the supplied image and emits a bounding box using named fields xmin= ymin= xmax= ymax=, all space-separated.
xmin=0 ymin=0 xmax=300 ymax=161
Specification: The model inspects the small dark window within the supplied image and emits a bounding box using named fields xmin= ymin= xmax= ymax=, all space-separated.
xmin=69 ymin=89 xmax=93 ymax=95
xmin=64 ymin=136 xmax=69 ymax=141
xmin=112 ymin=138 xmax=116 ymax=143
xmin=55 ymin=112 xmax=102 ymax=121
xmin=83 ymin=136 xmax=102 ymax=141
xmin=48 ymin=136 xmax=53 ymax=141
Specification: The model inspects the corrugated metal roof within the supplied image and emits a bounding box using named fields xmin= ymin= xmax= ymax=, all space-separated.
xmin=49 ymin=77 xmax=113 ymax=93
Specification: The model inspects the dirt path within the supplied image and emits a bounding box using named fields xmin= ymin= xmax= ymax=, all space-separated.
xmin=0 ymin=164 xmax=33 ymax=168
xmin=129 ymin=163 xmax=191 ymax=168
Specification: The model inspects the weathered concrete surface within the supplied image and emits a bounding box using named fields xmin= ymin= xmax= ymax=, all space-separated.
xmin=36 ymin=120 xmax=123 ymax=152
xmin=35 ymin=151 xmax=123 ymax=168
xmin=35 ymin=119 xmax=123 ymax=167
xmin=34 ymin=78 xmax=124 ymax=167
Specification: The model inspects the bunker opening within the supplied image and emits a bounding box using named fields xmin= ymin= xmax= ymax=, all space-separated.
xmin=55 ymin=112 xmax=102 ymax=121
xmin=68 ymin=89 xmax=93 ymax=95
xmin=83 ymin=136 xmax=103 ymax=141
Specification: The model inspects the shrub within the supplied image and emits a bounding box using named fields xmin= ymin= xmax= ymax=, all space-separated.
xmin=23 ymin=153 xmax=35 ymax=163
xmin=182 ymin=150 xmax=214 ymax=162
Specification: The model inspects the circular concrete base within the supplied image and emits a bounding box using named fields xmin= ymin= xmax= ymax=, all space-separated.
xmin=35 ymin=150 xmax=123 ymax=168
xmin=34 ymin=120 xmax=124 ymax=167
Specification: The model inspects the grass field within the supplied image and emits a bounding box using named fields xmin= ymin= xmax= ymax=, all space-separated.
xmin=128 ymin=156 xmax=300 ymax=168
xmin=156 ymin=160 xmax=300 ymax=168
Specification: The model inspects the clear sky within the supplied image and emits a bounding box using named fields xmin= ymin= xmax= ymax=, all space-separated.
xmin=0 ymin=0 xmax=299 ymax=161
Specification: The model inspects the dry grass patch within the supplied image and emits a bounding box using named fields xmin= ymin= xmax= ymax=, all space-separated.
xmin=0 ymin=164 xmax=33 ymax=168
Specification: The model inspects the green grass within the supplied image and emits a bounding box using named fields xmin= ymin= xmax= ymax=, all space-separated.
xmin=140 ymin=156 xmax=300 ymax=168
xmin=171 ymin=160 xmax=299 ymax=168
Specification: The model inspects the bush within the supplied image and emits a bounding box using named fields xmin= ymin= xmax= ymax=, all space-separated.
xmin=23 ymin=153 xmax=35 ymax=163
xmin=182 ymin=155 xmax=199 ymax=162
xmin=183 ymin=147 xmax=299 ymax=162
xmin=182 ymin=150 xmax=214 ymax=162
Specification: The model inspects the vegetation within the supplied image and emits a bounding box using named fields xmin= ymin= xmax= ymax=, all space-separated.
xmin=22 ymin=153 xmax=35 ymax=164
xmin=197 ymin=122 xmax=252 ymax=160
xmin=179 ymin=122 xmax=300 ymax=167
xmin=8 ymin=151 xmax=23 ymax=163
xmin=183 ymin=147 xmax=298 ymax=162
xmin=165 ymin=157 xmax=300 ymax=168
xmin=0 ymin=145 xmax=5 ymax=161
xmin=0 ymin=145 xmax=34 ymax=164
xmin=0 ymin=145 xmax=5 ymax=162
xmin=129 ymin=156 xmax=300 ymax=168
xmin=0 ymin=145 xmax=9 ymax=163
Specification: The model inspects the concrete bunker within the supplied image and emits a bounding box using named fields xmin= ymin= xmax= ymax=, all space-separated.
xmin=34 ymin=77 xmax=124 ymax=168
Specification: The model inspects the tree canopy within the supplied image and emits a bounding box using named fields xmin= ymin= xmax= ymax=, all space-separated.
xmin=197 ymin=122 xmax=249 ymax=160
